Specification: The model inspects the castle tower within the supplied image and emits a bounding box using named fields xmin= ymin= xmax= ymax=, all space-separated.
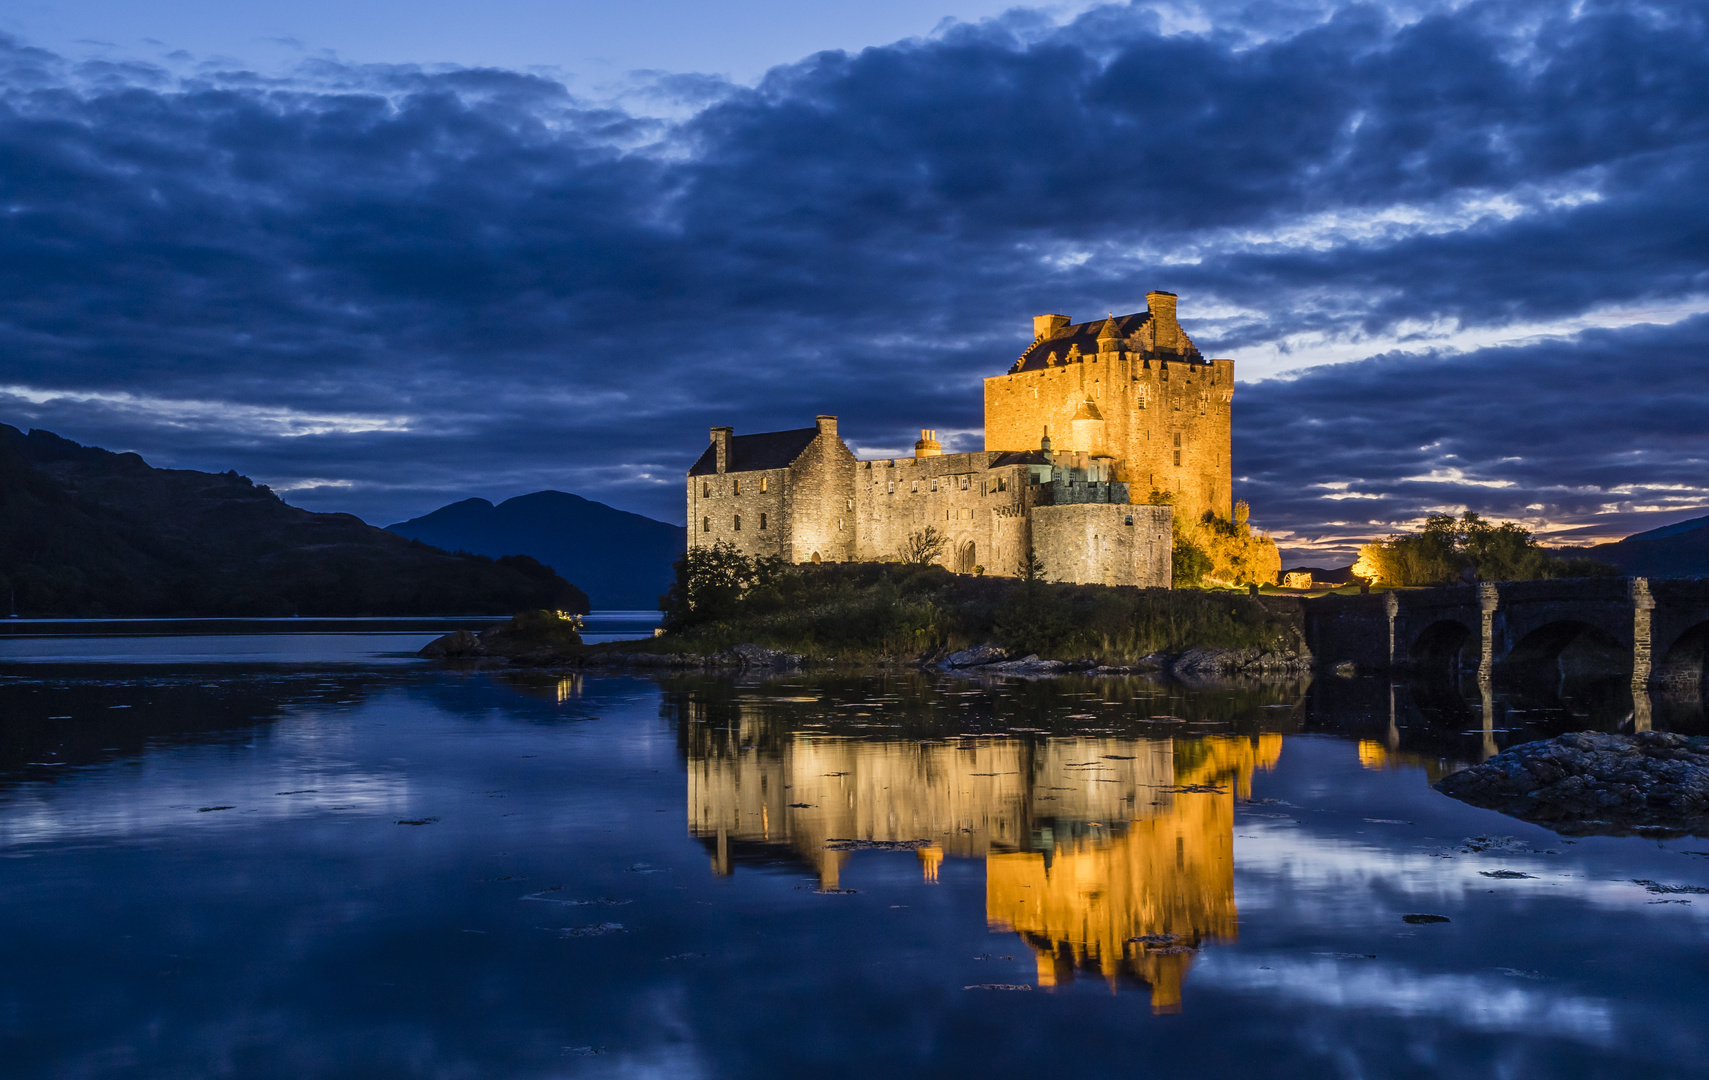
xmin=982 ymin=291 xmax=1233 ymax=524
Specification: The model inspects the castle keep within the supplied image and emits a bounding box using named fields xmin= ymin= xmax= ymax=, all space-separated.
xmin=687 ymin=291 xmax=1232 ymax=588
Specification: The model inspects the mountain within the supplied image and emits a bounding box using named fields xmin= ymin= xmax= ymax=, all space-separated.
xmin=389 ymin=491 xmax=686 ymax=610
xmin=0 ymin=425 xmax=588 ymax=617
xmin=1579 ymin=514 xmax=1709 ymax=579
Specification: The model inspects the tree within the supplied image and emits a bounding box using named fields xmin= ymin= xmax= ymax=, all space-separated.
xmin=897 ymin=526 xmax=949 ymax=566
xmin=1354 ymin=511 xmax=1617 ymax=586
xmin=1172 ymin=500 xmax=1281 ymax=587
xmin=660 ymin=540 xmax=786 ymax=629
xmin=1172 ymin=537 xmax=1213 ymax=587
xmin=1018 ymin=546 xmax=1045 ymax=581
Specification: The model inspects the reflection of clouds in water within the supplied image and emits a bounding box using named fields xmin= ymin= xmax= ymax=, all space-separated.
xmin=1192 ymin=953 xmax=1616 ymax=1044
xmin=1231 ymin=822 xmax=1709 ymax=918
xmin=0 ymin=715 xmax=411 ymax=845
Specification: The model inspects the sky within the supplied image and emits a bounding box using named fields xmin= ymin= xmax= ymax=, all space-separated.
xmin=0 ymin=0 xmax=1706 ymax=564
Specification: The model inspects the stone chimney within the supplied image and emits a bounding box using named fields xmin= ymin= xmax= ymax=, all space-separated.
xmin=816 ymin=415 xmax=838 ymax=438
xmin=914 ymin=429 xmax=942 ymax=458
xmin=710 ymin=426 xmax=732 ymax=473
xmin=1033 ymin=314 xmax=1070 ymax=341
xmin=1146 ymin=290 xmax=1180 ymax=349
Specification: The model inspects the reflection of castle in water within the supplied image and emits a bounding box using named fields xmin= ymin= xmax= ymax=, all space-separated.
xmin=683 ymin=703 xmax=1278 ymax=1010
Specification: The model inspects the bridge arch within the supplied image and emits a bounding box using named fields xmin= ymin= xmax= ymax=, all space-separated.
xmin=1411 ymin=620 xmax=1473 ymax=671
xmin=1657 ymin=622 xmax=1709 ymax=688
xmin=1507 ymin=620 xmax=1630 ymax=676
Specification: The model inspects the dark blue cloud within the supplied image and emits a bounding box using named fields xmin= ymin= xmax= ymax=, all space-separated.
xmin=0 ymin=0 xmax=1705 ymax=561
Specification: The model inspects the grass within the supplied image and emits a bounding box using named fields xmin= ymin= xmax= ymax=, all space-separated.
xmin=617 ymin=562 xmax=1306 ymax=664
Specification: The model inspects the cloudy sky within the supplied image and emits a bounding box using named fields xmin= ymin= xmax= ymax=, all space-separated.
xmin=0 ymin=0 xmax=1705 ymax=563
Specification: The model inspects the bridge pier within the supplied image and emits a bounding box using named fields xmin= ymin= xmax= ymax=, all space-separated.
xmin=1477 ymin=583 xmax=1499 ymax=684
xmin=1632 ymin=577 xmax=1655 ymax=690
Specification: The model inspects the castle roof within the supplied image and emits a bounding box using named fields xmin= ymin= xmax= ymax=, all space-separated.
xmin=687 ymin=427 xmax=821 ymax=476
xmin=988 ymin=450 xmax=1052 ymax=468
xmin=1012 ymin=310 xmax=1202 ymax=373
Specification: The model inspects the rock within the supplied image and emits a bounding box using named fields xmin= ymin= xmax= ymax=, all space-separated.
xmin=1435 ymin=731 xmax=1709 ymax=836
xmin=982 ymin=655 xmax=1070 ymax=678
xmin=418 ymin=629 xmax=484 ymax=659
xmin=721 ymin=643 xmax=803 ymax=670
xmin=941 ymin=645 xmax=1007 ymax=669
xmin=1402 ymin=914 xmax=1451 ymax=924
xmin=1171 ymin=647 xmax=1312 ymax=679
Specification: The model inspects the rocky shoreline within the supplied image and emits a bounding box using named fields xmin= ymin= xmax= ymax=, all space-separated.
xmin=1435 ymin=731 xmax=1709 ymax=837
xmin=419 ymin=626 xmax=1310 ymax=680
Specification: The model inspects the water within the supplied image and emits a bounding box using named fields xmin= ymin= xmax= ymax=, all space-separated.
xmin=0 ymin=611 xmax=663 ymax=662
xmin=3 ymin=638 xmax=1707 ymax=1077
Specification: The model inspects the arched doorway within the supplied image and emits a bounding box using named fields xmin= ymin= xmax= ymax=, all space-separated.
xmin=810 ymin=551 xmax=822 ymax=565
xmin=955 ymin=541 xmax=976 ymax=574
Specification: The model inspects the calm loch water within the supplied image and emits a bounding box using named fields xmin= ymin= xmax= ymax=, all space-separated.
xmin=2 ymin=640 xmax=1707 ymax=1078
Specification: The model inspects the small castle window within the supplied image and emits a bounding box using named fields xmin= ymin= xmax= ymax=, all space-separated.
xmin=912 ymin=481 xmax=919 ymax=493
xmin=733 ymin=514 xmax=741 ymax=531
xmin=997 ymin=476 xmax=1007 ymax=492
xmin=887 ymin=481 xmax=895 ymax=494
xmin=838 ymin=519 xmax=844 ymax=531
xmin=1173 ymin=433 xmax=1182 ymax=447
xmin=1125 ymin=515 xmax=1134 ymax=526
xmin=960 ymin=475 xmax=970 ymax=490
xmin=759 ymin=476 xmax=768 ymax=493
xmin=703 ymin=482 xmax=711 ymax=498
xmin=845 ymin=497 xmax=853 ymax=510
xmin=1173 ymin=450 xmax=1181 ymax=466
xmin=931 ymin=478 xmax=938 ymax=492
xmin=701 ymin=516 xmax=710 ymax=532
xmin=759 ymin=513 xmax=768 ymax=530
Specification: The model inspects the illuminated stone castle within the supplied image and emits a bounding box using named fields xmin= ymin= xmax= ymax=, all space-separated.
xmin=687 ymin=291 xmax=1231 ymax=587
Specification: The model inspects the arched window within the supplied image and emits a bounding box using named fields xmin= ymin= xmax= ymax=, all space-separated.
xmin=759 ymin=512 xmax=767 ymax=530
xmin=701 ymin=516 xmax=710 ymax=532
xmin=733 ymin=514 xmax=742 ymax=531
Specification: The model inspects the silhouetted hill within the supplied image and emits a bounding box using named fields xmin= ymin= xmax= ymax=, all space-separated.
xmin=1579 ymin=514 xmax=1709 ymax=579
xmin=0 ymin=425 xmax=588 ymax=617
xmin=389 ymin=491 xmax=686 ymax=609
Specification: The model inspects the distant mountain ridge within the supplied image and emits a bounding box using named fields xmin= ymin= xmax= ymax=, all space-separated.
xmin=1577 ymin=513 xmax=1709 ymax=579
xmin=0 ymin=424 xmax=588 ymax=617
xmin=389 ymin=491 xmax=686 ymax=610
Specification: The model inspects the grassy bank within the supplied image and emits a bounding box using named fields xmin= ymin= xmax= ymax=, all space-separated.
xmin=632 ymin=559 xmax=1304 ymax=664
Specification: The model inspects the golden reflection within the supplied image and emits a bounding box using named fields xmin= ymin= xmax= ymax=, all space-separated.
xmin=685 ymin=710 xmax=1280 ymax=1010
xmin=555 ymin=675 xmax=583 ymax=702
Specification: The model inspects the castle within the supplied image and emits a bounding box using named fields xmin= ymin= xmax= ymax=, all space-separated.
xmin=686 ymin=291 xmax=1232 ymax=587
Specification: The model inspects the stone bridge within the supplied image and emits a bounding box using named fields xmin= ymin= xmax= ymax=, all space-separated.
xmin=1303 ymin=577 xmax=1709 ymax=688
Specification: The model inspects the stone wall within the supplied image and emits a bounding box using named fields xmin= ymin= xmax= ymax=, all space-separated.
xmin=780 ymin=417 xmax=856 ymax=563
xmin=1032 ymin=503 xmax=1172 ymax=588
xmin=852 ymin=450 xmax=1037 ymax=573
xmin=688 ymin=467 xmax=789 ymax=561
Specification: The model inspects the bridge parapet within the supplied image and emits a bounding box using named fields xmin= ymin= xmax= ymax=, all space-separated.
xmin=1304 ymin=576 xmax=1709 ymax=689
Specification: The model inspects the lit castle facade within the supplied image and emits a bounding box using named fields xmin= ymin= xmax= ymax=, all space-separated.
xmin=686 ymin=291 xmax=1232 ymax=587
